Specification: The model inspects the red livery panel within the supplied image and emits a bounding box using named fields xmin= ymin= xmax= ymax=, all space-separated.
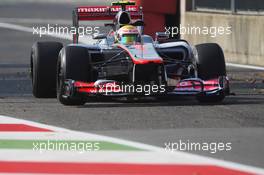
xmin=77 ymin=6 xmax=143 ymax=21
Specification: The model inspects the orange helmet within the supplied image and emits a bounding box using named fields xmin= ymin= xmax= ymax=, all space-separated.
xmin=117 ymin=25 xmax=140 ymax=44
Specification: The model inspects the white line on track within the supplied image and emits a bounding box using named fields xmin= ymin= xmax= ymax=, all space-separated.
xmin=0 ymin=22 xmax=92 ymax=44
xmin=227 ymin=63 xmax=264 ymax=71
xmin=0 ymin=150 xmax=218 ymax=165
xmin=0 ymin=18 xmax=72 ymax=25
xmin=0 ymin=18 xmax=105 ymax=26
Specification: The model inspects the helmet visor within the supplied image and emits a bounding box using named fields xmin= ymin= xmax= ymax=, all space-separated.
xmin=121 ymin=34 xmax=138 ymax=44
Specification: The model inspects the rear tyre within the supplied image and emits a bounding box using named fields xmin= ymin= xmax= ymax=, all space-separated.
xmin=195 ymin=43 xmax=226 ymax=103
xmin=31 ymin=42 xmax=63 ymax=98
xmin=57 ymin=46 xmax=92 ymax=106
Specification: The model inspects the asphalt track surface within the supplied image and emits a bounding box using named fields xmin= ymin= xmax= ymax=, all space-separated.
xmin=0 ymin=1 xmax=264 ymax=169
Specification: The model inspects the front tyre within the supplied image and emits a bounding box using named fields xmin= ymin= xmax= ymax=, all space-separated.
xmin=31 ymin=42 xmax=63 ymax=98
xmin=57 ymin=46 xmax=91 ymax=106
xmin=195 ymin=43 xmax=226 ymax=103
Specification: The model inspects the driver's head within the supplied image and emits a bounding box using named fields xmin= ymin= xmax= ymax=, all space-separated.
xmin=117 ymin=25 xmax=140 ymax=45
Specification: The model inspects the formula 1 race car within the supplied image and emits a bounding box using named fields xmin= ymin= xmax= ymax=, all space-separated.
xmin=30 ymin=1 xmax=230 ymax=105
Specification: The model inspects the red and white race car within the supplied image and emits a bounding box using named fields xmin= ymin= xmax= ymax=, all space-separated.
xmin=30 ymin=1 xmax=230 ymax=105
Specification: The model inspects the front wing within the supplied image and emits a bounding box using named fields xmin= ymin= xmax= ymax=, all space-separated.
xmin=62 ymin=76 xmax=229 ymax=99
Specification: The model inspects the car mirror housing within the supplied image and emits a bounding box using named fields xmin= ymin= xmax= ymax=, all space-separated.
xmin=155 ymin=32 xmax=170 ymax=43
xmin=93 ymin=33 xmax=107 ymax=40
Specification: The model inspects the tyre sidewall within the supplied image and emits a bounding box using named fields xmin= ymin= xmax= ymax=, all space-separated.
xmin=57 ymin=46 xmax=91 ymax=105
xmin=31 ymin=42 xmax=63 ymax=98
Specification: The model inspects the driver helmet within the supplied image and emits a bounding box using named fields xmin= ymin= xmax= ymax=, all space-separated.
xmin=117 ymin=25 xmax=140 ymax=45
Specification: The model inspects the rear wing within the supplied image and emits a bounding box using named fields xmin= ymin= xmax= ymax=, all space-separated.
xmin=72 ymin=5 xmax=143 ymax=43
xmin=74 ymin=6 xmax=143 ymax=21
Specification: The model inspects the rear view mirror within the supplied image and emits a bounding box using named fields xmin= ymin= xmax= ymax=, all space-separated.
xmin=155 ymin=32 xmax=169 ymax=43
xmin=93 ymin=33 xmax=107 ymax=40
xmin=132 ymin=20 xmax=145 ymax=26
